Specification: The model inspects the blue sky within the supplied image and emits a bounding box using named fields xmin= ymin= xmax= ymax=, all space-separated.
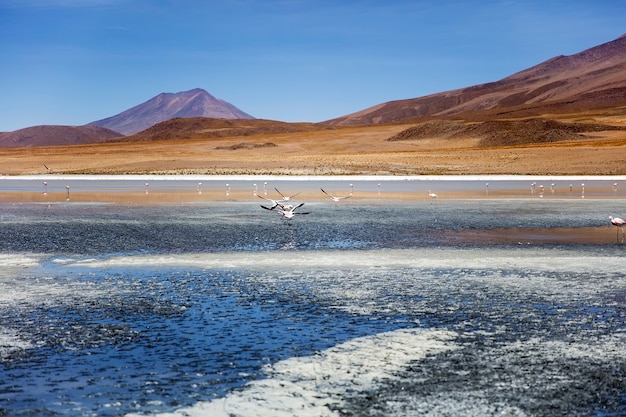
xmin=0 ymin=0 xmax=624 ymax=132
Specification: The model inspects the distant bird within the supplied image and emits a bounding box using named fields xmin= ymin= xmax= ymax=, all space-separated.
xmin=609 ymin=216 xmax=625 ymax=242
xmin=274 ymin=187 xmax=300 ymax=201
xmin=428 ymin=190 xmax=438 ymax=200
xmin=321 ymin=188 xmax=352 ymax=202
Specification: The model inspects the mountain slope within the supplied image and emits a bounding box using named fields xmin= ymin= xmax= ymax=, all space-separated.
xmin=0 ymin=125 xmax=121 ymax=148
xmin=116 ymin=117 xmax=324 ymax=142
xmin=326 ymin=34 xmax=626 ymax=125
xmin=88 ymin=88 xmax=254 ymax=135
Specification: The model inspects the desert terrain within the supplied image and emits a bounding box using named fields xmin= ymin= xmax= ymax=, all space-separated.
xmin=1 ymin=110 xmax=626 ymax=176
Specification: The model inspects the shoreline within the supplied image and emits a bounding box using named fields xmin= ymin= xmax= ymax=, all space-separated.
xmin=1 ymin=175 xmax=625 ymax=204
xmin=3 ymin=174 xmax=626 ymax=181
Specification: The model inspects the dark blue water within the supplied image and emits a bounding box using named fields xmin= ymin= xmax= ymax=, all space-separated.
xmin=1 ymin=197 xmax=626 ymax=416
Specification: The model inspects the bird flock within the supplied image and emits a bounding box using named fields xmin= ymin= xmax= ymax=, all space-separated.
xmin=258 ymin=186 xmax=353 ymax=220
xmin=254 ymin=183 xmax=625 ymax=243
xmin=34 ymin=177 xmax=625 ymax=241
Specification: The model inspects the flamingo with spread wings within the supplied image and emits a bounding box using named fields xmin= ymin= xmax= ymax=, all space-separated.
xmin=321 ymin=188 xmax=352 ymax=202
xmin=274 ymin=187 xmax=300 ymax=201
xmin=264 ymin=202 xmax=309 ymax=220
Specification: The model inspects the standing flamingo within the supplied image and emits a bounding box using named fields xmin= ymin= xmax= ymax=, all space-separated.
xmin=609 ymin=216 xmax=625 ymax=243
xmin=428 ymin=190 xmax=438 ymax=201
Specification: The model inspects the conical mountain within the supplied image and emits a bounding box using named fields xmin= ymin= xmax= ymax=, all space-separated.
xmin=88 ymin=88 xmax=254 ymax=135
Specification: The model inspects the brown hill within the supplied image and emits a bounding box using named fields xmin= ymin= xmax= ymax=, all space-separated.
xmin=88 ymin=88 xmax=254 ymax=135
xmin=327 ymin=34 xmax=626 ymax=125
xmin=387 ymin=118 xmax=626 ymax=147
xmin=117 ymin=117 xmax=328 ymax=142
xmin=0 ymin=125 xmax=122 ymax=148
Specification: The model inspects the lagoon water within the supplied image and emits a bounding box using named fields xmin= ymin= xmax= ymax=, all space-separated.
xmin=1 ymin=176 xmax=626 ymax=416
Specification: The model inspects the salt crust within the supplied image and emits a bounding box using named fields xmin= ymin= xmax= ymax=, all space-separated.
xmin=126 ymin=328 xmax=458 ymax=417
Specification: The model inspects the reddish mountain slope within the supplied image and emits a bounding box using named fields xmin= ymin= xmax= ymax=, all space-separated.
xmin=118 ymin=117 xmax=324 ymax=142
xmin=326 ymin=34 xmax=626 ymax=125
xmin=88 ymin=88 xmax=254 ymax=135
xmin=0 ymin=125 xmax=121 ymax=148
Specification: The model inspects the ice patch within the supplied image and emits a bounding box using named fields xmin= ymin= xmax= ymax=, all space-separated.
xmin=126 ymin=328 xmax=457 ymax=417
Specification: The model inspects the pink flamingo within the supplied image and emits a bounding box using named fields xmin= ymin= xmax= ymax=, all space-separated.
xmin=609 ymin=216 xmax=625 ymax=243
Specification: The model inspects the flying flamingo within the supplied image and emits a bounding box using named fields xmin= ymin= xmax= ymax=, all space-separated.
xmin=274 ymin=187 xmax=300 ymax=201
xmin=278 ymin=203 xmax=309 ymax=220
xmin=321 ymin=188 xmax=352 ymax=202
xmin=609 ymin=216 xmax=625 ymax=243
xmin=258 ymin=194 xmax=287 ymax=210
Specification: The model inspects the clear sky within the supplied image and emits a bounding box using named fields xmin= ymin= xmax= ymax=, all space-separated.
xmin=0 ymin=0 xmax=624 ymax=132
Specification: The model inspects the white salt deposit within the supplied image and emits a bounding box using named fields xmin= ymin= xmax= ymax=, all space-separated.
xmin=0 ymin=327 xmax=35 ymax=361
xmin=65 ymin=247 xmax=626 ymax=276
xmin=0 ymin=253 xmax=41 ymax=269
xmin=126 ymin=328 xmax=458 ymax=417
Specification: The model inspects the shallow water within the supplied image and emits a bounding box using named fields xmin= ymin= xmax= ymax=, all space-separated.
xmin=1 ymin=179 xmax=626 ymax=416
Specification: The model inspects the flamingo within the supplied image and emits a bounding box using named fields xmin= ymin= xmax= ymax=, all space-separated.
xmin=274 ymin=187 xmax=300 ymax=201
xmin=428 ymin=190 xmax=438 ymax=200
xmin=275 ymin=202 xmax=309 ymax=220
xmin=609 ymin=216 xmax=625 ymax=242
xmin=258 ymin=194 xmax=287 ymax=210
xmin=321 ymin=188 xmax=352 ymax=202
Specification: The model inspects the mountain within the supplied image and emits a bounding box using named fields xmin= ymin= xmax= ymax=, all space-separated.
xmin=0 ymin=125 xmax=121 ymax=148
xmin=118 ymin=117 xmax=323 ymax=142
xmin=88 ymin=88 xmax=254 ymax=135
xmin=326 ymin=34 xmax=626 ymax=125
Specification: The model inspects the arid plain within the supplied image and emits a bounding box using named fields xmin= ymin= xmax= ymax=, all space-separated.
xmin=1 ymin=111 xmax=626 ymax=176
